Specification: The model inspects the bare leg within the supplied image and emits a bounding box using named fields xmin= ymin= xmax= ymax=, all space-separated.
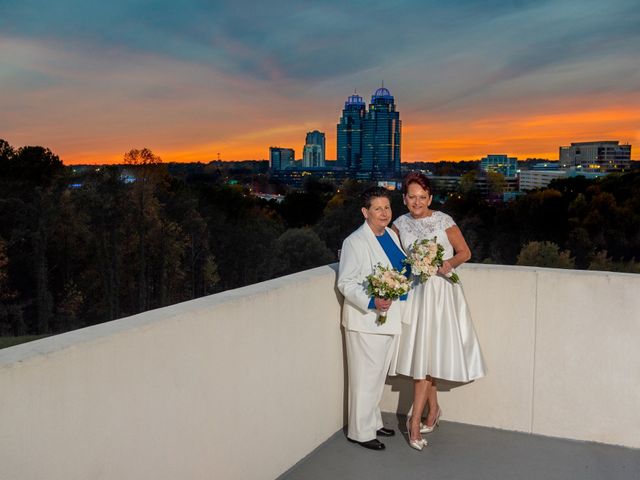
xmin=425 ymin=376 xmax=440 ymax=427
xmin=410 ymin=378 xmax=432 ymax=440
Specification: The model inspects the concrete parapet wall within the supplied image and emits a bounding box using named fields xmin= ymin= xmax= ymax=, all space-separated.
xmin=0 ymin=266 xmax=344 ymax=480
xmin=381 ymin=264 xmax=640 ymax=449
xmin=1 ymin=263 xmax=637 ymax=480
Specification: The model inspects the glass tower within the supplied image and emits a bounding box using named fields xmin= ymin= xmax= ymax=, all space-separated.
xmin=302 ymin=130 xmax=326 ymax=167
xmin=269 ymin=147 xmax=295 ymax=171
xmin=362 ymin=87 xmax=401 ymax=179
xmin=337 ymin=93 xmax=366 ymax=171
xmin=337 ymin=87 xmax=401 ymax=179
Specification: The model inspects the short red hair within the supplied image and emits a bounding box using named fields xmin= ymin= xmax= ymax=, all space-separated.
xmin=403 ymin=172 xmax=432 ymax=195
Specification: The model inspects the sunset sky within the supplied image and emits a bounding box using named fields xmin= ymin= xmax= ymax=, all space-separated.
xmin=1 ymin=0 xmax=639 ymax=165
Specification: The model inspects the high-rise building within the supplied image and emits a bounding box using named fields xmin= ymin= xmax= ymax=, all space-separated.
xmin=302 ymin=130 xmax=325 ymax=167
xmin=269 ymin=147 xmax=295 ymax=171
xmin=362 ymin=86 xmax=401 ymax=179
xmin=337 ymin=87 xmax=401 ymax=179
xmin=337 ymin=92 xmax=366 ymax=171
xmin=480 ymin=154 xmax=518 ymax=177
xmin=559 ymin=141 xmax=631 ymax=172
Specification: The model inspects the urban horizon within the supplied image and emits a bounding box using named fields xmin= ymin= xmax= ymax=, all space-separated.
xmin=3 ymin=1 xmax=639 ymax=166
xmin=6 ymin=81 xmax=638 ymax=166
xmin=50 ymin=130 xmax=639 ymax=167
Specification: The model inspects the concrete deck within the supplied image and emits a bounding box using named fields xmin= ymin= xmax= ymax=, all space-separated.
xmin=279 ymin=413 xmax=640 ymax=480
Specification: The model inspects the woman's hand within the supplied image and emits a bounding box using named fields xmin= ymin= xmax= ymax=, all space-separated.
xmin=438 ymin=260 xmax=453 ymax=275
xmin=374 ymin=298 xmax=392 ymax=312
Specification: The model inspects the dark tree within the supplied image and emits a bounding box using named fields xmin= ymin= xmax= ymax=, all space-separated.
xmin=8 ymin=145 xmax=64 ymax=186
xmin=269 ymin=228 xmax=335 ymax=277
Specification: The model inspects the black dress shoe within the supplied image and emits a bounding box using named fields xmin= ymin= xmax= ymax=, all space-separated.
xmin=376 ymin=427 xmax=395 ymax=437
xmin=347 ymin=438 xmax=386 ymax=450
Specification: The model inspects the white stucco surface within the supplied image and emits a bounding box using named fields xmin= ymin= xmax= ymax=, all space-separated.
xmin=1 ymin=263 xmax=638 ymax=480
xmin=381 ymin=264 xmax=640 ymax=449
xmin=0 ymin=265 xmax=345 ymax=480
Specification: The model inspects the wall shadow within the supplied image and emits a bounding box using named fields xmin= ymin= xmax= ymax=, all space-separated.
xmin=328 ymin=263 xmax=349 ymax=429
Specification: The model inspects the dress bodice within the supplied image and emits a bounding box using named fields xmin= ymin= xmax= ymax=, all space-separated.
xmin=393 ymin=211 xmax=456 ymax=260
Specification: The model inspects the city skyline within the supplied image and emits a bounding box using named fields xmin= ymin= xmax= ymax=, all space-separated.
xmin=1 ymin=0 xmax=639 ymax=165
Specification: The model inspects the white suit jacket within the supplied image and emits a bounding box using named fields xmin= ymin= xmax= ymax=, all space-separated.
xmin=337 ymin=222 xmax=407 ymax=335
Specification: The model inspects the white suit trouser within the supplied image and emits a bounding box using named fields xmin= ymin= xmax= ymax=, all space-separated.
xmin=345 ymin=330 xmax=396 ymax=441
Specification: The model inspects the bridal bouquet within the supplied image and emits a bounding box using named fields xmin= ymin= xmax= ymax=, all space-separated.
xmin=405 ymin=237 xmax=460 ymax=284
xmin=366 ymin=264 xmax=411 ymax=325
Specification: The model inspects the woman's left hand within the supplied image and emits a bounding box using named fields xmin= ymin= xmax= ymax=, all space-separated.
xmin=438 ymin=260 xmax=453 ymax=275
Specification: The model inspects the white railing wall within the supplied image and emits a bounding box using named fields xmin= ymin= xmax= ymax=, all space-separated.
xmin=381 ymin=264 xmax=640 ymax=449
xmin=1 ymin=264 xmax=638 ymax=480
xmin=0 ymin=266 xmax=345 ymax=480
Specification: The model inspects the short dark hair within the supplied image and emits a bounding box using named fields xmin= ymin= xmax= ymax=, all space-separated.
xmin=361 ymin=186 xmax=391 ymax=209
xmin=403 ymin=172 xmax=433 ymax=195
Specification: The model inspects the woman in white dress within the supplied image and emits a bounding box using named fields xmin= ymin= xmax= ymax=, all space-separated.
xmin=392 ymin=172 xmax=486 ymax=450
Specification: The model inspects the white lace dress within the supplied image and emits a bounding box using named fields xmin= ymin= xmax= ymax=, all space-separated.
xmin=391 ymin=211 xmax=486 ymax=382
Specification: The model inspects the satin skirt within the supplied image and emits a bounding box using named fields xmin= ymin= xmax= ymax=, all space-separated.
xmin=390 ymin=276 xmax=486 ymax=382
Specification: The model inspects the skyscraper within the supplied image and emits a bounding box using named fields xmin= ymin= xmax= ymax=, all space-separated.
xmin=337 ymin=92 xmax=366 ymax=171
xmin=269 ymin=147 xmax=295 ymax=171
xmin=337 ymin=86 xmax=401 ymax=179
xmin=362 ymin=86 xmax=401 ymax=179
xmin=302 ymin=130 xmax=325 ymax=167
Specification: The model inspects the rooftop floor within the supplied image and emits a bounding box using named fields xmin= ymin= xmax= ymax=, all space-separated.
xmin=279 ymin=413 xmax=640 ymax=480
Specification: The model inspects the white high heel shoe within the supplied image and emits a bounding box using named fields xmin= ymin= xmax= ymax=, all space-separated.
xmin=420 ymin=408 xmax=442 ymax=434
xmin=406 ymin=416 xmax=428 ymax=451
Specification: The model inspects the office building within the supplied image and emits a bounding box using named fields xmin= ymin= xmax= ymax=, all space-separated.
xmin=427 ymin=174 xmax=518 ymax=200
xmin=337 ymin=86 xmax=402 ymax=180
xmin=302 ymin=130 xmax=325 ymax=168
xmin=480 ymin=154 xmax=518 ymax=177
xmin=271 ymin=167 xmax=348 ymax=189
xmin=531 ymin=162 xmax=560 ymax=170
xmin=519 ymin=170 xmax=568 ymax=191
xmin=559 ymin=141 xmax=631 ymax=172
xmin=337 ymin=92 xmax=366 ymax=171
xmin=362 ymin=86 xmax=401 ymax=179
xmin=269 ymin=147 xmax=295 ymax=171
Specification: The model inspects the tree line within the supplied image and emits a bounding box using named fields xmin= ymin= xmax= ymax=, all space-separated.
xmin=0 ymin=141 xmax=336 ymax=338
xmin=445 ymin=173 xmax=640 ymax=271
xmin=1 ymin=139 xmax=638 ymax=340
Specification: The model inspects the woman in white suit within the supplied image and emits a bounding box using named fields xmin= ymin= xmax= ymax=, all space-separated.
xmin=337 ymin=186 xmax=409 ymax=451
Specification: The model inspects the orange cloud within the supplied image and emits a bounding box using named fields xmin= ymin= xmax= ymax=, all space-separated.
xmin=401 ymin=102 xmax=639 ymax=162
xmin=53 ymin=98 xmax=639 ymax=165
